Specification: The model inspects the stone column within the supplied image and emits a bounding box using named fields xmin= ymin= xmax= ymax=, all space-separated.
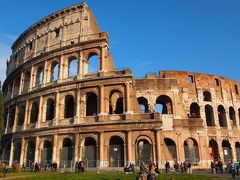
xmin=58 ymin=55 xmax=64 ymax=81
xmin=47 ymin=29 xmax=50 ymax=52
xmin=55 ymin=92 xmax=60 ymax=126
xmin=175 ymin=132 xmax=184 ymax=161
xmin=20 ymin=138 xmax=26 ymax=166
xmin=34 ymin=136 xmax=40 ymax=163
xmin=77 ymin=51 xmax=82 ymax=79
xmin=13 ymin=105 xmax=19 ymax=132
xmin=42 ymin=61 xmax=48 ymax=86
xmin=230 ymin=141 xmax=237 ymax=162
xmin=4 ymin=108 xmax=9 ymax=134
xmin=197 ymin=133 xmax=204 ymax=165
xmin=155 ymin=129 xmax=161 ymax=165
xmin=52 ymin=135 xmax=58 ymax=163
xmin=125 ymin=82 xmax=131 ymax=113
xmin=19 ymin=72 xmax=24 ymax=95
xmin=74 ymin=133 xmax=80 ymax=162
xmin=23 ymin=100 xmax=29 ymax=130
xmin=99 ymin=85 xmax=105 ymax=115
xmin=37 ymin=96 xmax=43 ymax=128
xmin=99 ymin=132 xmax=105 ymax=167
xmin=217 ymin=139 xmax=224 ymax=161
xmin=34 ymin=37 xmax=38 ymax=57
xmin=29 ymin=66 xmax=34 ymax=91
xmin=82 ymin=59 xmax=88 ymax=75
xmin=9 ymin=139 xmax=14 ymax=167
xmin=11 ymin=81 xmax=15 ymax=99
xmin=100 ymin=45 xmax=106 ymax=72
xmin=74 ymin=91 xmax=80 ymax=124
xmin=126 ymin=130 xmax=133 ymax=164
xmin=61 ymin=18 xmax=66 ymax=47
xmin=213 ymin=106 xmax=220 ymax=127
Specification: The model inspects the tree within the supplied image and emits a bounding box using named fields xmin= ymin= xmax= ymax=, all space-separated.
xmin=0 ymin=87 xmax=3 ymax=154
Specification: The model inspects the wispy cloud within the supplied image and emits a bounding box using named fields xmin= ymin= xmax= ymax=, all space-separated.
xmin=140 ymin=61 xmax=152 ymax=66
xmin=0 ymin=43 xmax=10 ymax=83
xmin=0 ymin=33 xmax=15 ymax=83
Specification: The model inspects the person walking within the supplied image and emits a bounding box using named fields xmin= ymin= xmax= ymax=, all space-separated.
xmin=165 ymin=161 xmax=170 ymax=173
xmin=3 ymin=161 xmax=8 ymax=177
xmin=231 ymin=161 xmax=236 ymax=179
xmin=187 ymin=162 xmax=192 ymax=174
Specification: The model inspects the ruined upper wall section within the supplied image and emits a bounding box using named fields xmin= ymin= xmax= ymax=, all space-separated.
xmin=158 ymin=70 xmax=239 ymax=95
xmin=7 ymin=2 xmax=104 ymax=74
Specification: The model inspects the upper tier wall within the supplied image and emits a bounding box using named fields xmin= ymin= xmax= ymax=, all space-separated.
xmin=7 ymin=3 xmax=100 ymax=75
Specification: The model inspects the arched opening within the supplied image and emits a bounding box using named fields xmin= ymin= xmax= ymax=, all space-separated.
xmin=155 ymin=95 xmax=173 ymax=114
xmin=205 ymin=105 xmax=215 ymax=126
xmin=88 ymin=54 xmax=99 ymax=73
xmin=3 ymin=110 xmax=8 ymax=130
xmin=109 ymin=90 xmax=123 ymax=114
xmin=23 ymin=71 xmax=30 ymax=91
xmin=64 ymin=95 xmax=75 ymax=118
xmin=83 ymin=137 xmax=97 ymax=167
xmin=203 ymin=91 xmax=212 ymax=101
xmin=222 ymin=140 xmax=232 ymax=163
xmin=109 ymin=136 xmax=124 ymax=167
xmin=60 ymin=138 xmax=74 ymax=168
xmin=30 ymin=102 xmax=39 ymax=124
xmin=26 ymin=141 xmax=35 ymax=166
xmin=137 ymin=97 xmax=149 ymax=113
xmin=17 ymin=105 xmax=25 ymax=127
xmin=8 ymin=81 xmax=13 ymax=98
xmin=13 ymin=143 xmax=21 ymax=163
xmin=46 ymin=99 xmax=55 ymax=121
xmin=235 ymin=142 xmax=240 ymax=161
xmin=14 ymin=77 xmax=20 ymax=95
xmin=50 ymin=62 xmax=59 ymax=82
xmin=229 ymin=107 xmax=236 ymax=127
xmin=8 ymin=107 xmax=15 ymax=129
xmin=189 ymin=103 xmax=200 ymax=118
xmin=86 ymin=92 xmax=97 ymax=116
xmin=209 ymin=139 xmax=219 ymax=161
xmin=3 ymin=143 xmax=11 ymax=162
xmin=218 ymin=105 xmax=227 ymax=127
xmin=163 ymin=138 xmax=177 ymax=161
xmin=41 ymin=140 xmax=52 ymax=164
xmin=184 ymin=138 xmax=199 ymax=163
xmin=35 ymin=66 xmax=43 ymax=86
xmin=68 ymin=58 xmax=78 ymax=77
xmin=136 ymin=138 xmax=152 ymax=165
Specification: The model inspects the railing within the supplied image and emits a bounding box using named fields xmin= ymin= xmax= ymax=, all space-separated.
xmin=29 ymin=123 xmax=36 ymax=129
xmin=7 ymin=127 xmax=13 ymax=133
xmin=16 ymin=125 xmax=23 ymax=131
xmin=41 ymin=120 xmax=54 ymax=127
xmin=58 ymin=118 xmax=74 ymax=126
xmin=109 ymin=160 xmax=125 ymax=167
xmin=60 ymin=160 xmax=75 ymax=169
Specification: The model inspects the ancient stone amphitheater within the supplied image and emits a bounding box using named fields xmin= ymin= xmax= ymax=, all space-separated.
xmin=2 ymin=2 xmax=240 ymax=169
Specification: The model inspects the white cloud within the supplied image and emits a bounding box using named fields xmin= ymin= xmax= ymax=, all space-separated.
xmin=0 ymin=33 xmax=16 ymax=84
xmin=0 ymin=43 xmax=11 ymax=83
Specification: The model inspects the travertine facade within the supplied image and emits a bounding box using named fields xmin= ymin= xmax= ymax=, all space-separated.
xmin=2 ymin=3 xmax=240 ymax=168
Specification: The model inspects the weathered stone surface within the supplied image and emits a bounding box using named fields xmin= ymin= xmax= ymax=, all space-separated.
xmin=2 ymin=3 xmax=240 ymax=169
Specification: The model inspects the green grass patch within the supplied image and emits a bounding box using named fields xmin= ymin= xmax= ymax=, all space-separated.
xmin=1 ymin=172 xmax=230 ymax=180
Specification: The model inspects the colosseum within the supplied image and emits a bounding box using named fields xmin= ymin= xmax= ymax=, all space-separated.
xmin=2 ymin=2 xmax=240 ymax=169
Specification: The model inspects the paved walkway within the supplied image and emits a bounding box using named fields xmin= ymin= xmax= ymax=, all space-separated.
xmin=0 ymin=175 xmax=35 ymax=179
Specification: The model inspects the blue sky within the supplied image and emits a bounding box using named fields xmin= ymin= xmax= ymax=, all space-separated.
xmin=0 ymin=0 xmax=240 ymax=83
